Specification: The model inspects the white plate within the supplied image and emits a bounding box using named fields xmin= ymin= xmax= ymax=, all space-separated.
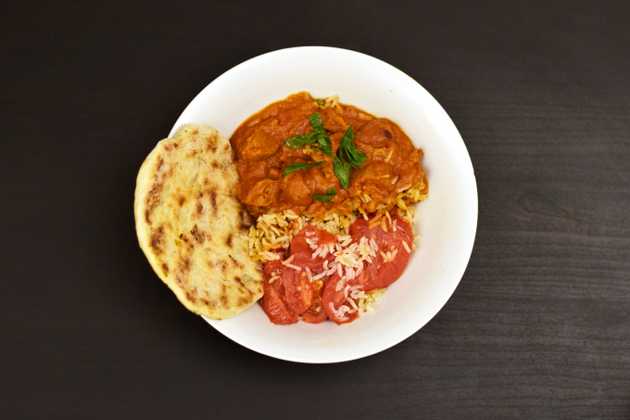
xmin=170 ymin=46 xmax=478 ymax=363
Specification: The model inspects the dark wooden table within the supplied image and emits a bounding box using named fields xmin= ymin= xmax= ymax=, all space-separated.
xmin=3 ymin=1 xmax=629 ymax=419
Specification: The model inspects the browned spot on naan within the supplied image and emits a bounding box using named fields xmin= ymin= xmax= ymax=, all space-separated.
xmin=233 ymin=276 xmax=252 ymax=297
xmin=150 ymin=225 xmax=164 ymax=254
xmin=228 ymin=255 xmax=244 ymax=269
xmin=209 ymin=190 xmax=217 ymax=213
xmin=220 ymin=284 xmax=228 ymax=306
xmin=178 ymin=256 xmax=191 ymax=274
xmin=190 ymin=225 xmax=204 ymax=243
xmin=144 ymin=183 xmax=163 ymax=223
xmin=186 ymin=290 xmax=197 ymax=303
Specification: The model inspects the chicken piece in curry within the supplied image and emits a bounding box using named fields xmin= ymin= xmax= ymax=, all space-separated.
xmin=230 ymin=92 xmax=427 ymax=217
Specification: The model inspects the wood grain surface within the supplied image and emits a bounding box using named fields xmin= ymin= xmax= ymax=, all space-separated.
xmin=2 ymin=1 xmax=629 ymax=419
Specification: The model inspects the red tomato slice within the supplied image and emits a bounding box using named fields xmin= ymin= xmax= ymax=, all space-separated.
xmin=322 ymin=275 xmax=359 ymax=324
xmin=261 ymin=219 xmax=414 ymax=325
xmin=290 ymin=225 xmax=337 ymax=254
xmin=261 ymin=279 xmax=298 ymax=325
xmin=302 ymin=307 xmax=327 ymax=323
xmin=263 ymin=260 xmax=284 ymax=279
xmin=302 ymin=296 xmax=327 ymax=323
xmin=262 ymin=259 xmax=314 ymax=318
xmin=281 ymin=269 xmax=313 ymax=315
xmin=349 ymin=215 xmax=414 ymax=290
xmin=301 ymin=281 xmax=327 ymax=323
xmin=289 ymin=225 xmax=337 ymax=272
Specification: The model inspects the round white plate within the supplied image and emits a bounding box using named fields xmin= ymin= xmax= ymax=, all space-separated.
xmin=170 ymin=46 xmax=478 ymax=363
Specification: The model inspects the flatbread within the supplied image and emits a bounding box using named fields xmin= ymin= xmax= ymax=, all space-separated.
xmin=134 ymin=124 xmax=262 ymax=319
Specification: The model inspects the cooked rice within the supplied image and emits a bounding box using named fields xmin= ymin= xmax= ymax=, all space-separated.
xmin=248 ymin=210 xmax=356 ymax=262
xmin=357 ymin=288 xmax=386 ymax=313
xmin=395 ymin=177 xmax=428 ymax=222
xmin=315 ymin=95 xmax=341 ymax=110
xmin=248 ymin=177 xmax=428 ymax=263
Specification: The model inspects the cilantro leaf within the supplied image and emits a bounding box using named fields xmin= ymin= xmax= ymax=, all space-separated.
xmin=338 ymin=127 xmax=366 ymax=168
xmin=284 ymin=113 xmax=332 ymax=156
xmin=332 ymin=126 xmax=366 ymax=188
xmin=282 ymin=161 xmax=323 ymax=177
xmin=285 ymin=133 xmax=317 ymax=148
xmin=333 ymin=157 xmax=351 ymax=188
xmin=312 ymin=187 xmax=337 ymax=202
xmin=309 ymin=113 xmax=325 ymax=131
xmin=316 ymin=133 xmax=332 ymax=156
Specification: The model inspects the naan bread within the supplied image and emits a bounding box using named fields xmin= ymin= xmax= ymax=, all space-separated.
xmin=134 ymin=124 xmax=262 ymax=319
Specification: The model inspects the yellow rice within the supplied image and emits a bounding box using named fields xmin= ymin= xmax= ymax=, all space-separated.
xmin=248 ymin=180 xmax=428 ymax=263
xmin=357 ymin=288 xmax=386 ymax=313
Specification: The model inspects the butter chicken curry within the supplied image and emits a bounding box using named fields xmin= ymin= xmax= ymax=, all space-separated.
xmin=231 ymin=92 xmax=426 ymax=217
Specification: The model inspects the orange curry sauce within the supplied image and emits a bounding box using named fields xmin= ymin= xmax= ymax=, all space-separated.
xmin=230 ymin=92 xmax=426 ymax=217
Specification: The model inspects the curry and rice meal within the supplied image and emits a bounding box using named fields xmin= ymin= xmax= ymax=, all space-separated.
xmin=135 ymin=92 xmax=428 ymax=325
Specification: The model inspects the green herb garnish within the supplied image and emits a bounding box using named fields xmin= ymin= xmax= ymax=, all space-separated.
xmin=338 ymin=127 xmax=366 ymax=168
xmin=284 ymin=113 xmax=332 ymax=156
xmin=285 ymin=134 xmax=315 ymax=149
xmin=312 ymin=188 xmax=337 ymax=202
xmin=282 ymin=161 xmax=323 ymax=177
xmin=333 ymin=157 xmax=351 ymax=188
xmin=316 ymin=134 xmax=332 ymax=156
xmin=308 ymin=113 xmax=324 ymax=131
xmin=332 ymin=127 xmax=366 ymax=188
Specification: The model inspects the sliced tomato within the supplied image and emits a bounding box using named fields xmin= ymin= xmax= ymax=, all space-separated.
xmin=290 ymin=225 xmax=337 ymax=254
xmin=261 ymin=279 xmax=298 ymax=325
xmin=349 ymin=214 xmax=414 ymax=290
xmin=289 ymin=225 xmax=337 ymax=272
xmin=261 ymin=219 xmax=414 ymax=325
xmin=262 ymin=259 xmax=313 ymax=317
xmin=302 ymin=306 xmax=327 ymax=323
xmin=322 ymin=275 xmax=359 ymax=324
xmin=263 ymin=260 xmax=284 ymax=279
xmin=302 ymin=298 xmax=327 ymax=323
xmin=302 ymin=281 xmax=327 ymax=323
xmin=373 ymin=250 xmax=410 ymax=289
xmin=281 ymin=269 xmax=313 ymax=315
